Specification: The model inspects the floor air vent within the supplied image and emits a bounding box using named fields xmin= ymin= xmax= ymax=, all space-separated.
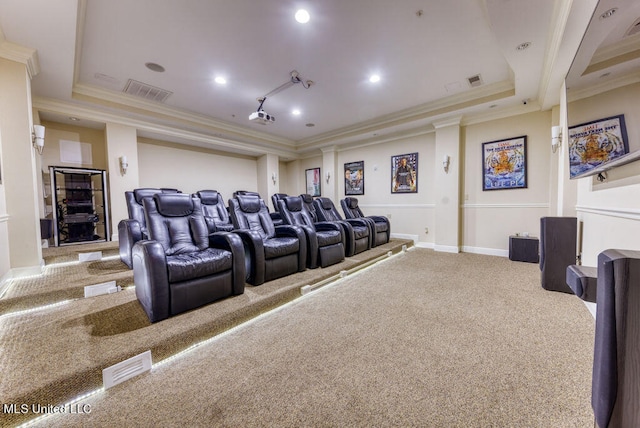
xmin=103 ymin=350 xmax=152 ymax=389
xmin=123 ymin=79 xmax=172 ymax=102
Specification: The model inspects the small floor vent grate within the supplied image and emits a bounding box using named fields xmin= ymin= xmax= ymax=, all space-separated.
xmin=103 ymin=350 xmax=152 ymax=389
xmin=123 ymin=79 xmax=172 ymax=102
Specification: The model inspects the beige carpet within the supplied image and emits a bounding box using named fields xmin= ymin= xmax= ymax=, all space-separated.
xmin=0 ymin=240 xmax=409 ymax=427
xmin=15 ymin=248 xmax=595 ymax=428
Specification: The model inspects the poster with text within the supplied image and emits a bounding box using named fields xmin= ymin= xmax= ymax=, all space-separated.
xmin=482 ymin=136 xmax=527 ymax=191
xmin=391 ymin=153 xmax=418 ymax=193
xmin=344 ymin=161 xmax=364 ymax=195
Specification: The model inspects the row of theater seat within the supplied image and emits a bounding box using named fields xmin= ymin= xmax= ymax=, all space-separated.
xmin=117 ymin=189 xmax=390 ymax=322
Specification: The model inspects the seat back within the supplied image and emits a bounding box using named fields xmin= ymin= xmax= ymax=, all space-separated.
xmin=271 ymin=193 xmax=288 ymax=213
xmin=300 ymin=194 xmax=318 ymax=222
xmin=229 ymin=194 xmax=276 ymax=239
xmin=341 ymin=197 xmax=365 ymax=219
xmin=143 ymin=193 xmax=209 ymax=255
xmin=278 ymin=196 xmax=315 ymax=227
xmin=314 ymin=197 xmax=344 ymax=222
xmin=194 ymin=190 xmax=232 ymax=232
xmin=125 ymin=188 xmax=180 ymax=230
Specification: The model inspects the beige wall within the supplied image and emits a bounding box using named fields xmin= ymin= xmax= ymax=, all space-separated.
xmin=568 ymin=83 xmax=640 ymax=265
xmin=136 ymin=140 xmax=258 ymax=213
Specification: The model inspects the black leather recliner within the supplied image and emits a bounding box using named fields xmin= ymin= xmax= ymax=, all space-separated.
xmin=313 ymin=197 xmax=371 ymax=256
xmin=229 ymin=193 xmax=307 ymax=285
xmin=234 ymin=190 xmax=283 ymax=226
xmin=132 ymin=193 xmax=245 ymax=323
xmin=193 ymin=190 xmax=234 ymax=232
xmin=341 ymin=197 xmax=390 ymax=247
xmin=277 ymin=196 xmax=345 ymax=269
xmin=118 ymin=187 xmax=180 ymax=268
xmin=271 ymin=193 xmax=288 ymax=214
xmin=300 ymin=194 xmax=318 ymax=222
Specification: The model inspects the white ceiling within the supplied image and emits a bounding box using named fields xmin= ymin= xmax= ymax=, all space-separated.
xmin=0 ymin=0 xmax=623 ymax=159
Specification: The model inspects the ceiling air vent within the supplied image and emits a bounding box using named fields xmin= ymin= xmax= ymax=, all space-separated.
xmin=467 ymin=74 xmax=483 ymax=88
xmin=123 ymin=79 xmax=172 ymax=102
xmin=625 ymin=17 xmax=640 ymax=37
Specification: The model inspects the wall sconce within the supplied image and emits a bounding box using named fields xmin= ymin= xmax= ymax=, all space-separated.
xmin=32 ymin=124 xmax=45 ymax=155
xmin=551 ymin=125 xmax=562 ymax=153
xmin=442 ymin=154 xmax=450 ymax=173
xmin=325 ymin=171 xmax=331 ymax=183
xmin=119 ymin=155 xmax=129 ymax=175
xmin=271 ymin=172 xmax=277 ymax=184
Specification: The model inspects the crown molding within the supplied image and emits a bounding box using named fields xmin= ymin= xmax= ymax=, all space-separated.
xmin=0 ymin=34 xmax=40 ymax=79
xmin=33 ymin=97 xmax=299 ymax=159
xmin=296 ymin=80 xmax=515 ymax=149
xmin=566 ymin=70 xmax=640 ymax=102
xmin=432 ymin=116 xmax=462 ymax=129
xmin=72 ymin=83 xmax=296 ymax=149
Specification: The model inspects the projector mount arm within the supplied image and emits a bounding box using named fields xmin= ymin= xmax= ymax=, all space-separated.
xmin=255 ymin=70 xmax=313 ymax=112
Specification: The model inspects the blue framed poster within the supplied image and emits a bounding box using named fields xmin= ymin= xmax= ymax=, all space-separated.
xmin=482 ymin=135 xmax=527 ymax=191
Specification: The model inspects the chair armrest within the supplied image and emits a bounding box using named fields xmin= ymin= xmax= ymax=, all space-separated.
xmin=132 ymin=240 xmax=170 ymax=323
xmin=275 ymin=225 xmax=308 ymax=272
xmin=118 ymin=219 xmax=143 ymax=269
xmin=295 ymin=224 xmax=318 ymax=269
xmin=233 ymin=229 xmax=266 ymax=285
xmin=209 ymin=232 xmax=246 ymax=295
xmin=314 ymin=221 xmax=342 ymax=233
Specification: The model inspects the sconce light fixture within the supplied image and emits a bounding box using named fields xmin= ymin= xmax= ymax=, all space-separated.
xmin=119 ymin=155 xmax=129 ymax=175
xmin=551 ymin=125 xmax=562 ymax=153
xmin=442 ymin=154 xmax=450 ymax=173
xmin=325 ymin=171 xmax=331 ymax=183
xmin=271 ymin=172 xmax=277 ymax=184
xmin=32 ymin=124 xmax=45 ymax=155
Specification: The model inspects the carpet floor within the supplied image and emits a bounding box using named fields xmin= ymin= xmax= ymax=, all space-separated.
xmin=10 ymin=247 xmax=596 ymax=428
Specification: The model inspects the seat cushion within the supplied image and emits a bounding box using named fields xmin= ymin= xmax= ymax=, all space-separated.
xmin=317 ymin=229 xmax=342 ymax=247
xmin=352 ymin=225 xmax=369 ymax=240
xmin=166 ymin=248 xmax=232 ymax=283
xmin=374 ymin=221 xmax=388 ymax=233
xmin=263 ymin=237 xmax=299 ymax=259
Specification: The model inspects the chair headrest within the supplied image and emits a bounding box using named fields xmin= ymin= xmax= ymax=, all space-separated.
xmin=300 ymin=194 xmax=313 ymax=204
xmin=318 ymin=198 xmax=334 ymax=210
xmin=196 ymin=190 xmax=220 ymax=205
xmin=237 ymin=194 xmax=261 ymax=213
xmin=161 ymin=188 xmax=180 ymax=193
xmin=154 ymin=194 xmax=194 ymax=217
xmin=345 ymin=197 xmax=359 ymax=209
xmin=133 ymin=188 xmax=162 ymax=204
xmin=284 ymin=196 xmax=303 ymax=212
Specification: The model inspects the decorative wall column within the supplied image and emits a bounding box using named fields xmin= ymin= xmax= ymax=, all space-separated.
xmin=433 ymin=117 xmax=462 ymax=253
xmin=105 ymin=123 xmax=139 ymax=240
xmin=321 ymin=146 xmax=338 ymax=201
xmin=0 ymin=56 xmax=42 ymax=276
xmin=258 ymin=153 xmax=279 ymax=210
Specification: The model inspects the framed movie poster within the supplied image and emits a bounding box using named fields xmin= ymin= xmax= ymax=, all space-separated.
xmin=305 ymin=167 xmax=321 ymax=197
xmin=344 ymin=161 xmax=364 ymax=195
xmin=482 ymin=136 xmax=527 ymax=191
xmin=391 ymin=153 xmax=418 ymax=193
xmin=568 ymin=114 xmax=629 ymax=178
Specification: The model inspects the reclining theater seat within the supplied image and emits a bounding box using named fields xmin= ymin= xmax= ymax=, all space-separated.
xmin=313 ymin=197 xmax=371 ymax=256
xmin=234 ymin=190 xmax=284 ymax=226
xmin=341 ymin=197 xmax=390 ymax=247
xmin=271 ymin=193 xmax=288 ymax=214
xmin=132 ymin=193 xmax=245 ymax=323
xmin=229 ymin=194 xmax=307 ymax=285
xmin=300 ymin=194 xmax=318 ymax=222
xmin=118 ymin=187 xmax=180 ymax=268
xmin=193 ymin=190 xmax=234 ymax=232
xmin=277 ymin=196 xmax=345 ymax=269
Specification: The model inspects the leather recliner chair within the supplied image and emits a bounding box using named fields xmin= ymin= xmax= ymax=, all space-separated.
xmin=277 ymin=196 xmax=345 ymax=269
xmin=341 ymin=197 xmax=390 ymax=247
xmin=233 ymin=190 xmax=283 ymax=226
xmin=300 ymin=194 xmax=318 ymax=222
xmin=132 ymin=193 xmax=245 ymax=323
xmin=271 ymin=193 xmax=288 ymax=214
xmin=118 ymin=187 xmax=180 ymax=268
xmin=313 ymin=197 xmax=371 ymax=256
xmin=229 ymin=193 xmax=307 ymax=285
xmin=193 ymin=190 xmax=234 ymax=232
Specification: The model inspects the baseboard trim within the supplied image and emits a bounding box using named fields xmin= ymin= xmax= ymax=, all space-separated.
xmin=415 ymin=242 xmax=434 ymax=249
xmin=434 ymin=245 xmax=460 ymax=254
xmin=462 ymin=246 xmax=509 ymax=257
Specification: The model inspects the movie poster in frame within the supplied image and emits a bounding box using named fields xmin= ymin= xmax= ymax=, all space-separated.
xmin=391 ymin=153 xmax=418 ymax=193
xmin=344 ymin=161 xmax=364 ymax=195
xmin=482 ymin=136 xmax=527 ymax=191
xmin=568 ymin=114 xmax=629 ymax=178
xmin=305 ymin=167 xmax=321 ymax=197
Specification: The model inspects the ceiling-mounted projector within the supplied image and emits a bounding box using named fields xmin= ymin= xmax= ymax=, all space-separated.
xmin=249 ymin=110 xmax=275 ymax=124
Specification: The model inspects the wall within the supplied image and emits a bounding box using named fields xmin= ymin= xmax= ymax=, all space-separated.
xmin=136 ymin=140 xmax=258 ymax=214
xmin=568 ymin=82 xmax=640 ymax=265
xmin=461 ymin=111 xmax=552 ymax=254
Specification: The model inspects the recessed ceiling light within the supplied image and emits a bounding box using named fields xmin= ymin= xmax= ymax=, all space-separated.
xmin=369 ymin=74 xmax=381 ymax=83
xmin=295 ymin=9 xmax=310 ymax=23
xmin=305 ymin=123 xmax=315 ymax=127
xmin=516 ymin=42 xmax=531 ymax=51
xmin=145 ymin=62 xmax=165 ymax=72
xmin=214 ymin=76 xmax=227 ymax=85
xmin=292 ymin=109 xmax=301 ymax=116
